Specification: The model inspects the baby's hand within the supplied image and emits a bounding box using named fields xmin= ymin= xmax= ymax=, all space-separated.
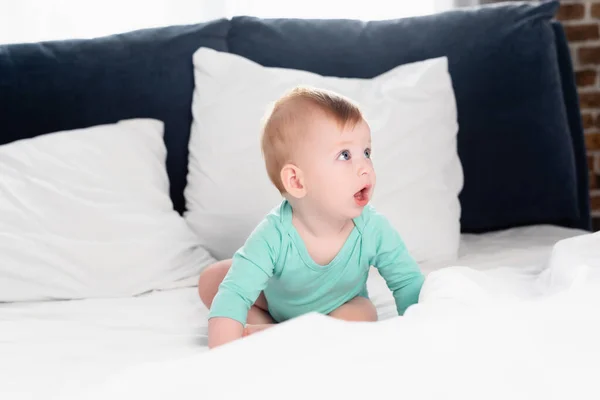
xmin=243 ymin=324 xmax=275 ymax=337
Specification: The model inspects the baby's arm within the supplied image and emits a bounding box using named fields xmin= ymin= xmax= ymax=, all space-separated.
xmin=371 ymin=215 xmax=425 ymax=315
xmin=208 ymin=219 xmax=280 ymax=348
xmin=208 ymin=317 xmax=245 ymax=348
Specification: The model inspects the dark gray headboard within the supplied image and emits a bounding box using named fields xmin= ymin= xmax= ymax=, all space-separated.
xmin=0 ymin=1 xmax=591 ymax=232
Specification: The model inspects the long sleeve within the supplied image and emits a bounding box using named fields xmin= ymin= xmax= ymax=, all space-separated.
xmin=371 ymin=215 xmax=425 ymax=316
xmin=208 ymin=217 xmax=282 ymax=325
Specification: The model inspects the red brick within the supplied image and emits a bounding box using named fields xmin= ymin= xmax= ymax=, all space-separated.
xmin=565 ymin=24 xmax=600 ymax=42
xmin=578 ymin=47 xmax=600 ymax=65
xmin=589 ymin=154 xmax=596 ymax=170
xmin=591 ymin=174 xmax=598 ymax=190
xmin=595 ymin=114 xmax=600 ymax=130
xmin=586 ymin=133 xmax=600 ymax=150
xmin=583 ymin=113 xmax=595 ymax=130
xmin=577 ymin=70 xmax=597 ymax=87
xmin=558 ymin=3 xmax=586 ymax=21
xmin=579 ymin=92 xmax=600 ymax=109
xmin=592 ymin=4 xmax=600 ymax=19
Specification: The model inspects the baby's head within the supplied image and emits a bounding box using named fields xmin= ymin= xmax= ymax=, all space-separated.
xmin=261 ymin=86 xmax=375 ymax=219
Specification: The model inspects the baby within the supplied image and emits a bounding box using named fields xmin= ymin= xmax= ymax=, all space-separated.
xmin=198 ymin=86 xmax=425 ymax=349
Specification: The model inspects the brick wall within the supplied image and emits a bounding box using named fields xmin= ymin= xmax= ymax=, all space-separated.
xmin=555 ymin=1 xmax=600 ymax=227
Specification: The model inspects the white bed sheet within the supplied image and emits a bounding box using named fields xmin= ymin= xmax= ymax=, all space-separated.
xmin=0 ymin=225 xmax=587 ymax=399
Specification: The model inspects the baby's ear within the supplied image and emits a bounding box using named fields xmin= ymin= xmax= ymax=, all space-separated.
xmin=280 ymin=164 xmax=306 ymax=199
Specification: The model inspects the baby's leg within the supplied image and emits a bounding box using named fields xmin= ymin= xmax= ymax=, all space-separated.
xmin=328 ymin=296 xmax=378 ymax=322
xmin=239 ymin=296 xmax=378 ymax=338
xmin=198 ymin=259 xmax=274 ymax=325
xmin=245 ymin=296 xmax=378 ymax=337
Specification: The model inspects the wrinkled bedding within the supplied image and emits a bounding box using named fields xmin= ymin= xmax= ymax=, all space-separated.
xmin=0 ymin=225 xmax=593 ymax=399
xmin=86 ymin=229 xmax=600 ymax=400
xmin=89 ymin=228 xmax=600 ymax=399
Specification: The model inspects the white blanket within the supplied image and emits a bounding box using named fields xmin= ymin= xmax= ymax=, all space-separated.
xmin=83 ymin=232 xmax=600 ymax=400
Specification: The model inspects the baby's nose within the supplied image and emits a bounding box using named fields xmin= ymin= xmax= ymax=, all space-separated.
xmin=357 ymin=163 xmax=370 ymax=176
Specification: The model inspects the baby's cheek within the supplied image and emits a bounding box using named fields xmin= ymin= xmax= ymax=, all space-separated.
xmin=326 ymin=179 xmax=347 ymax=198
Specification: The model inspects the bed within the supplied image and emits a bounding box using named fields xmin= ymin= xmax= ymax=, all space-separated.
xmin=0 ymin=2 xmax=597 ymax=399
xmin=0 ymin=224 xmax=589 ymax=399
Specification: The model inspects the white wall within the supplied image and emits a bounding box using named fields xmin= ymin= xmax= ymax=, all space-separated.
xmin=0 ymin=0 xmax=444 ymax=45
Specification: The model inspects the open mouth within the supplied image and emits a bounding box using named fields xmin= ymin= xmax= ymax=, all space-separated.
xmin=354 ymin=185 xmax=371 ymax=206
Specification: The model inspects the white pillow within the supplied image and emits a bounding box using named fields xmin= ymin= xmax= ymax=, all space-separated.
xmin=185 ymin=48 xmax=463 ymax=263
xmin=0 ymin=119 xmax=215 ymax=302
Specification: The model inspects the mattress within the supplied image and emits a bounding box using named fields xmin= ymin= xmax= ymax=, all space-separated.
xmin=0 ymin=224 xmax=587 ymax=400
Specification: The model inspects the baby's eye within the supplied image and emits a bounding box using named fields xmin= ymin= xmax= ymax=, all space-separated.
xmin=338 ymin=150 xmax=351 ymax=161
xmin=364 ymin=148 xmax=371 ymax=159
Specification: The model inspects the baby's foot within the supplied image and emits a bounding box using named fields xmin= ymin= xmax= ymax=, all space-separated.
xmin=243 ymin=324 xmax=275 ymax=337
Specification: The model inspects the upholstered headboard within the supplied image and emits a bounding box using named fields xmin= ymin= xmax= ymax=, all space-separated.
xmin=0 ymin=1 xmax=592 ymax=233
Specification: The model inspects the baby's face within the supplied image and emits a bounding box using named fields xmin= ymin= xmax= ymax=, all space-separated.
xmin=297 ymin=115 xmax=375 ymax=219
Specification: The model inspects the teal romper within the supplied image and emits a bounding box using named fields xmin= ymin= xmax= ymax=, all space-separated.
xmin=209 ymin=200 xmax=425 ymax=325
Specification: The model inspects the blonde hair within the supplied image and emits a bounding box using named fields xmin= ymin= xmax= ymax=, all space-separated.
xmin=260 ymin=86 xmax=364 ymax=193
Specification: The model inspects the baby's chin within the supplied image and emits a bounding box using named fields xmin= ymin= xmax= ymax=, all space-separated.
xmin=345 ymin=205 xmax=367 ymax=219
